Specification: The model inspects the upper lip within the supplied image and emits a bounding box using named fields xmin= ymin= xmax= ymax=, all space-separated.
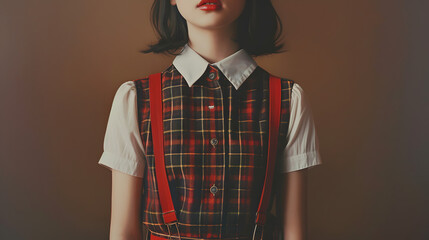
xmin=197 ymin=0 xmax=221 ymax=7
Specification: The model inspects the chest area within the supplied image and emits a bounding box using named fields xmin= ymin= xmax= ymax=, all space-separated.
xmin=139 ymin=72 xmax=271 ymax=169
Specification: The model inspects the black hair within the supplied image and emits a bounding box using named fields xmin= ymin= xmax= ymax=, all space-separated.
xmin=140 ymin=0 xmax=285 ymax=57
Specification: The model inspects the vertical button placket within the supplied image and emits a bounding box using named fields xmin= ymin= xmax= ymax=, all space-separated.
xmin=202 ymin=65 xmax=225 ymax=235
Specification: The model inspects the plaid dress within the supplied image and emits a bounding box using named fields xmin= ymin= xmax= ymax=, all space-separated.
xmin=133 ymin=63 xmax=294 ymax=239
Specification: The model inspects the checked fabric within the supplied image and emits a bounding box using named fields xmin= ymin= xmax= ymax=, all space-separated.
xmin=133 ymin=63 xmax=294 ymax=239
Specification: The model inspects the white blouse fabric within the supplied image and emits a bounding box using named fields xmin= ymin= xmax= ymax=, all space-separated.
xmin=98 ymin=81 xmax=322 ymax=178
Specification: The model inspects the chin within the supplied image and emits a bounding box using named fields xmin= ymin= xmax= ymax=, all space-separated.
xmin=190 ymin=18 xmax=233 ymax=30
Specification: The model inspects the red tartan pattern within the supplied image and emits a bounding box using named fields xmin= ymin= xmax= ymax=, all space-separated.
xmin=133 ymin=64 xmax=294 ymax=239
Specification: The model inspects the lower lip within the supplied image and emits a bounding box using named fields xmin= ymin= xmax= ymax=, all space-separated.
xmin=198 ymin=4 xmax=221 ymax=11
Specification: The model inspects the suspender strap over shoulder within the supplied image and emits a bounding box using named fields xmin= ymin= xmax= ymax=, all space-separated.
xmin=252 ymin=74 xmax=282 ymax=240
xmin=149 ymin=72 xmax=179 ymax=226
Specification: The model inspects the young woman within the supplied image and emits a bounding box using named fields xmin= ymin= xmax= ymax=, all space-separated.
xmin=98 ymin=0 xmax=322 ymax=239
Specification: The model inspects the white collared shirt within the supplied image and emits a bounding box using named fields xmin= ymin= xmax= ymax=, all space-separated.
xmin=98 ymin=44 xmax=322 ymax=177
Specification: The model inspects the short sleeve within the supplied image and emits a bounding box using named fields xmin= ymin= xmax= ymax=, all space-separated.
xmin=279 ymin=83 xmax=322 ymax=173
xmin=98 ymin=81 xmax=146 ymax=178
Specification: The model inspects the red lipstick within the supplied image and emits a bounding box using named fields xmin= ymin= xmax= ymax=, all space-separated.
xmin=197 ymin=0 xmax=222 ymax=11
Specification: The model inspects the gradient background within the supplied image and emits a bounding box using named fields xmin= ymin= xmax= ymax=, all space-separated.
xmin=1 ymin=0 xmax=428 ymax=239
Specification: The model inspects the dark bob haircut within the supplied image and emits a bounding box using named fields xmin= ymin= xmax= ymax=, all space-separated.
xmin=141 ymin=0 xmax=285 ymax=57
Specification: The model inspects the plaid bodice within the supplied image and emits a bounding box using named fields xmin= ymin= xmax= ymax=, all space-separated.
xmin=133 ymin=63 xmax=294 ymax=239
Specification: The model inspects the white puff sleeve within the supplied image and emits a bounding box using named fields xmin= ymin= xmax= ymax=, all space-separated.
xmin=279 ymin=83 xmax=323 ymax=173
xmin=98 ymin=81 xmax=146 ymax=178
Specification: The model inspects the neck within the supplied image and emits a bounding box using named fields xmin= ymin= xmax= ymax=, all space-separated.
xmin=186 ymin=22 xmax=240 ymax=64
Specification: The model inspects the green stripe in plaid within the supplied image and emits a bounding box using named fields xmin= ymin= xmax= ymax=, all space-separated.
xmin=133 ymin=64 xmax=294 ymax=239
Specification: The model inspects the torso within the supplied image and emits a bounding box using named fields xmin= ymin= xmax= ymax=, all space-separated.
xmin=133 ymin=63 xmax=294 ymax=239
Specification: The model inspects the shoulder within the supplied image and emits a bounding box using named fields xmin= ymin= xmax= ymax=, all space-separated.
xmin=273 ymin=76 xmax=310 ymax=111
xmin=109 ymin=81 xmax=138 ymax=114
xmin=113 ymin=81 xmax=137 ymax=100
xmin=290 ymin=82 xmax=304 ymax=98
xmin=132 ymin=64 xmax=176 ymax=85
xmin=131 ymin=75 xmax=150 ymax=90
xmin=116 ymin=80 xmax=136 ymax=91
xmin=257 ymin=66 xmax=295 ymax=89
xmin=132 ymin=67 xmax=178 ymax=93
xmin=289 ymin=82 xmax=309 ymax=106
xmin=111 ymin=66 xmax=175 ymax=107
xmin=278 ymin=77 xmax=295 ymax=91
xmin=274 ymin=76 xmax=306 ymax=103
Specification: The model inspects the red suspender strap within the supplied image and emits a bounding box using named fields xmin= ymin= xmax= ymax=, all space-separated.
xmin=149 ymin=72 xmax=179 ymax=225
xmin=253 ymin=74 xmax=282 ymax=239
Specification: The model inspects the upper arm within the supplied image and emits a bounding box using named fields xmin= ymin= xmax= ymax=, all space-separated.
xmin=97 ymin=81 xmax=146 ymax=239
xmin=279 ymin=82 xmax=322 ymax=173
xmin=110 ymin=169 xmax=143 ymax=239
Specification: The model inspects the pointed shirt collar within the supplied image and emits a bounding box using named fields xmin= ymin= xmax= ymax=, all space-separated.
xmin=172 ymin=43 xmax=258 ymax=90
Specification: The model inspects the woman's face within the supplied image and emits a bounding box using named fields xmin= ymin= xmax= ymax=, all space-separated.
xmin=170 ymin=0 xmax=246 ymax=30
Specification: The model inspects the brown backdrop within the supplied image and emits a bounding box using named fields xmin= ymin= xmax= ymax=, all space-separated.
xmin=1 ymin=0 xmax=428 ymax=239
